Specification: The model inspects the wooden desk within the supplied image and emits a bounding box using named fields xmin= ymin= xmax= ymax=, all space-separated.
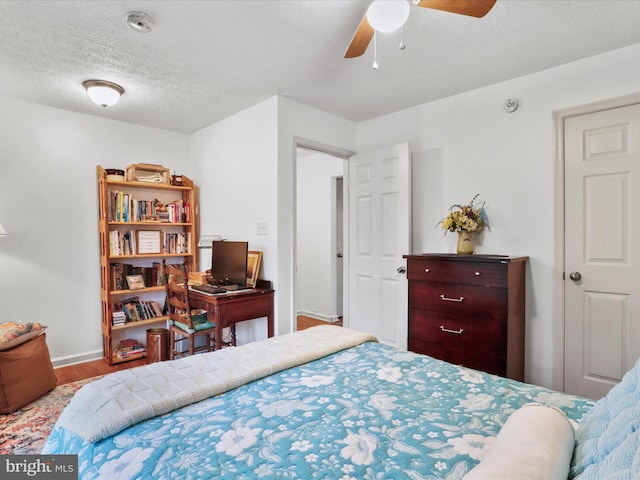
xmin=188 ymin=280 xmax=275 ymax=350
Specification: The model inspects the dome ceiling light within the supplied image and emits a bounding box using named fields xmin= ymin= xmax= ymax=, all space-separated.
xmin=367 ymin=0 xmax=410 ymax=33
xmin=82 ymin=80 xmax=125 ymax=108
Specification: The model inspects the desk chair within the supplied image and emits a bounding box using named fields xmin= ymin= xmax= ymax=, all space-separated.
xmin=163 ymin=260 xmax=216 ymax=360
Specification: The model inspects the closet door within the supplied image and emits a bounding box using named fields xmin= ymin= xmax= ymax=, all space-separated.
xmin=564 ymin=104 xmax=640 ymax=399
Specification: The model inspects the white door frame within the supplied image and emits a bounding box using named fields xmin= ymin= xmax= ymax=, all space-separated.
xmin=331 ymin=175 xmax=344 ymax=320
xmin=552 ymin=91 xmax=640 ymax=392
xmin=292 ymin=137 xmax=354 ymax=329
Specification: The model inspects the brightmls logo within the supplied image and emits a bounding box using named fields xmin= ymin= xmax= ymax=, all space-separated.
xmin=6 ymin=457 xmax=51 ymax=475
xmin=0 ymin=455 xmax=77 ymax=479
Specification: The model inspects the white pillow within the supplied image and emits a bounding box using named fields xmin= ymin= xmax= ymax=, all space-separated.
xmin=464 ymin=403 xmax=575 ymax=480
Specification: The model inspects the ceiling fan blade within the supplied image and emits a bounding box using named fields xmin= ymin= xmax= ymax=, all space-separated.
xmin=414 ymin=0 xmax=496 ymax=18
xmin=344 ymin=15 xmax=374 ymax=58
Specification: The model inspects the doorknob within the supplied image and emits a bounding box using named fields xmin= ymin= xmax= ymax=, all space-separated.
xmin=397 ymin=266 xmax=406 ymax=274
xmin=337 ymin=253 xmax=343 ymax=258
xmin=569 ymin=271 xmax=582 ymax=281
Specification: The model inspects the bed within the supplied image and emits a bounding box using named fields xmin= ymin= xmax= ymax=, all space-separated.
xmin=43 ymin=326 xmax=639 ymax=479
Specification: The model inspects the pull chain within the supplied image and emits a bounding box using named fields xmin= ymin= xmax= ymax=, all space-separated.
xmin=372 ymin=31 xmax=379 ymax=69
xmin=399 ymin=24 xmax=406 ymax=50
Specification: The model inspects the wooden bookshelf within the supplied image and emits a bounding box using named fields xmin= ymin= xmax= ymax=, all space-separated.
xmin=110 ymin=285 xmax=166 ymax=295
xmin=97 ymin=165 xmax=197 ymax=365
xmin=111 ymin=317 xmax=170 ymax=331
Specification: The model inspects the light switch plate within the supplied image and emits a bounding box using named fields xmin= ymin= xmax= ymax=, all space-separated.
xmin=257 ymin=222 xmax=269 ymax=235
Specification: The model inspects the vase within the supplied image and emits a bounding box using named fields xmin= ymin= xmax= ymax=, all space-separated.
xmin=457 ymin=231 xmax=474 ymax=255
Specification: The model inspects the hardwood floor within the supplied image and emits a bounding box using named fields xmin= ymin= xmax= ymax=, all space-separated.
xmin=296 ymin=315 xmax=343 ymax=331
xmin=54 ymin=357 xmax=147 ymax=385
xmin=54 ymin=316 xmax=343 ymax=385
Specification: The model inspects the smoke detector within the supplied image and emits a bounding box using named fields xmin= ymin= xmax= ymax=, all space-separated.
xmin=126 ymin=12 xmax=154 ymax=33
xmin=503 ymin=98 xmax=519 ymax=113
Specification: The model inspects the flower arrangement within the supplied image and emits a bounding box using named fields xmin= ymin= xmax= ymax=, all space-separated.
xmin=438 ymin=194 xmax=488 ymax=234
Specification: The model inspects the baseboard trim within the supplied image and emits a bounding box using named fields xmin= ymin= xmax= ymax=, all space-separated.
xmin=297 ymin=311 xmax=342 ymax=323
xmin=51 ymin=350 xmax=103 ymax=368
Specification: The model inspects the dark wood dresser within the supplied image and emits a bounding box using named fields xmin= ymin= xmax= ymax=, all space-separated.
xmin=404 ymin=254 xmax=528 ymax=381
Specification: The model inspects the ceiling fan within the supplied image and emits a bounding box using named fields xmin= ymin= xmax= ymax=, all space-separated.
xmin=345 ymin=0 xmax=497 ymax=59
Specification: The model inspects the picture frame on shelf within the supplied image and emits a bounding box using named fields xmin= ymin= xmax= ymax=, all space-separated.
xmin=247 ymin=251 xmax=262 ymax=287
xmin=136 ymin=230 xmax=162 ymax=254
xmin=126 ymin=274 xmax=146 ymax=290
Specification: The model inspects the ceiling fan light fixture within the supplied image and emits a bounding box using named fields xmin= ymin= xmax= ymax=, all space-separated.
xmin=82 ymin=80 xmax=124 ymax=108
xmin=367 ymin=0 xmax=410 ymax=33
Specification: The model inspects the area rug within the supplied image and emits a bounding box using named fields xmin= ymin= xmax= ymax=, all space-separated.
xmin=0 ymin=376 xmax=102 ymax=455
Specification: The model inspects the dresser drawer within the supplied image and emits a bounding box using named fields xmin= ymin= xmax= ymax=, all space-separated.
xmin=409 ymin=281 xmax=507 ymax=317
xmin=408 ymin=308 xmax=507 ymax=354
xmin=409 ymin=337 xmax=506 ymax=377
xmin=407 ymin=259 xmax=507 ymax=287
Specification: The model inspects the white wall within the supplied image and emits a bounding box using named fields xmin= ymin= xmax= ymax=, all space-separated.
xmin=190 ymin=97 xmax=279 ymax=344
xmin=190 ymin=96 xmax=357 ymax=341
xmin=0 ymin=94 xmax=355 ymax=363
xmin=277 ymin=97 xmax=357 ymax=337
xmin=0 ymin=97 xmax=189 ymax=365
xmin=355 ymin=43 xmax=640 ymax=388
xmin=296 ymin=151 xmax=343 ymax=320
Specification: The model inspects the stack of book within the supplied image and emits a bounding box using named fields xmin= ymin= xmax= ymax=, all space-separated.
xmin=114 ymin=338 xmax=145 ymax=359
xmin=112 ymin=308 xmax=126 ymax=326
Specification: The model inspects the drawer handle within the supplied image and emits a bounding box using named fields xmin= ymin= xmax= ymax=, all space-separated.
xmin=475 ymin=272 xmax=481 ymax=276
xmin=424 ymin=268 xmax=430 ymax=273
xmin=440 ymin=325 xmax=464 ymax=335
xmin=440 ymin=294 xmax=464 ymax=302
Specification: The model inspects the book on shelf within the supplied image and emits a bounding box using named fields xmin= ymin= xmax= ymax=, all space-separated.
xmin=114 ymin=339 xmax=146 ymax=359
xmin=108 ymin=191 xmax=191 ymax=224
xmin=118 ymin=338 xmax=138 ymax=348
xmin=151 ymin=261 xmax=161 ymax=286
xmin=114 ymin=297 xmax=164 ymax=323
xmin=107 ymin=191 xmax=127 ymax=222
xmin=110 ymin=263 xmax=163 ymax=290
xmin=109 ymin=230 xmax=136 ymax=256
xmin=116 ymin=349 xmax=145 ymax=359
xmin=109 ymin=230 xmax=191 ymax=256
xmin=122 ymin=301 xmax=140 ymax=322
xmin=112 ymin=308 xmax=127 ymax=326
xmin=162 ymin=232 xmax=191 ymax=254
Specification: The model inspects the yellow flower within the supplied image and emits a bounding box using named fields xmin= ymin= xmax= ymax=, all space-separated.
xmin=437 ymin=194 xmax=488 ymax=234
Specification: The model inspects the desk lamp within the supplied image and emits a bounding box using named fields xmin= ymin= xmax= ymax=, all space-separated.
xmin=197 ymin=235 xmax=224 ymax=249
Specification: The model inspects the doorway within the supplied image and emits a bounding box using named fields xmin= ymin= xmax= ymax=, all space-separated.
xmin=295 ymin=147 xmax=345 ymax=327
xmin=292 ymin=140 xmax=411 ymax=346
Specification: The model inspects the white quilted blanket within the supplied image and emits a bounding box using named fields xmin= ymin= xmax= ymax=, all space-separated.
xmin=55 ymin=325 xmax=377 ymax=443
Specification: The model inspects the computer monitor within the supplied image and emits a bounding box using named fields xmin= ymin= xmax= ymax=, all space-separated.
xmin=210 ymin=240 xmax=248 ymax=287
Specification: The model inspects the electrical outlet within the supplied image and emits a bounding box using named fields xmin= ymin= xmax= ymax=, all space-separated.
xmin=257 ymin=222 xmax=269 ymax=235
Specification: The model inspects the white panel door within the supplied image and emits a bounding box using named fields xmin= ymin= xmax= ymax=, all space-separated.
xmin=564 ymin=104 xmax=640 ymax=399
xmin=347 ymin=143 xmax=411 ymax=349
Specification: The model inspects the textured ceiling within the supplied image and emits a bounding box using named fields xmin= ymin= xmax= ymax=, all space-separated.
xmin=1 ymin=0 xmax=640 ymax=134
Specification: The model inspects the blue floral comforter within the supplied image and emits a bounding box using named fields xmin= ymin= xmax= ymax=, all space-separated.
xmin=44 ymin=342 xmax=593 ymax=479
